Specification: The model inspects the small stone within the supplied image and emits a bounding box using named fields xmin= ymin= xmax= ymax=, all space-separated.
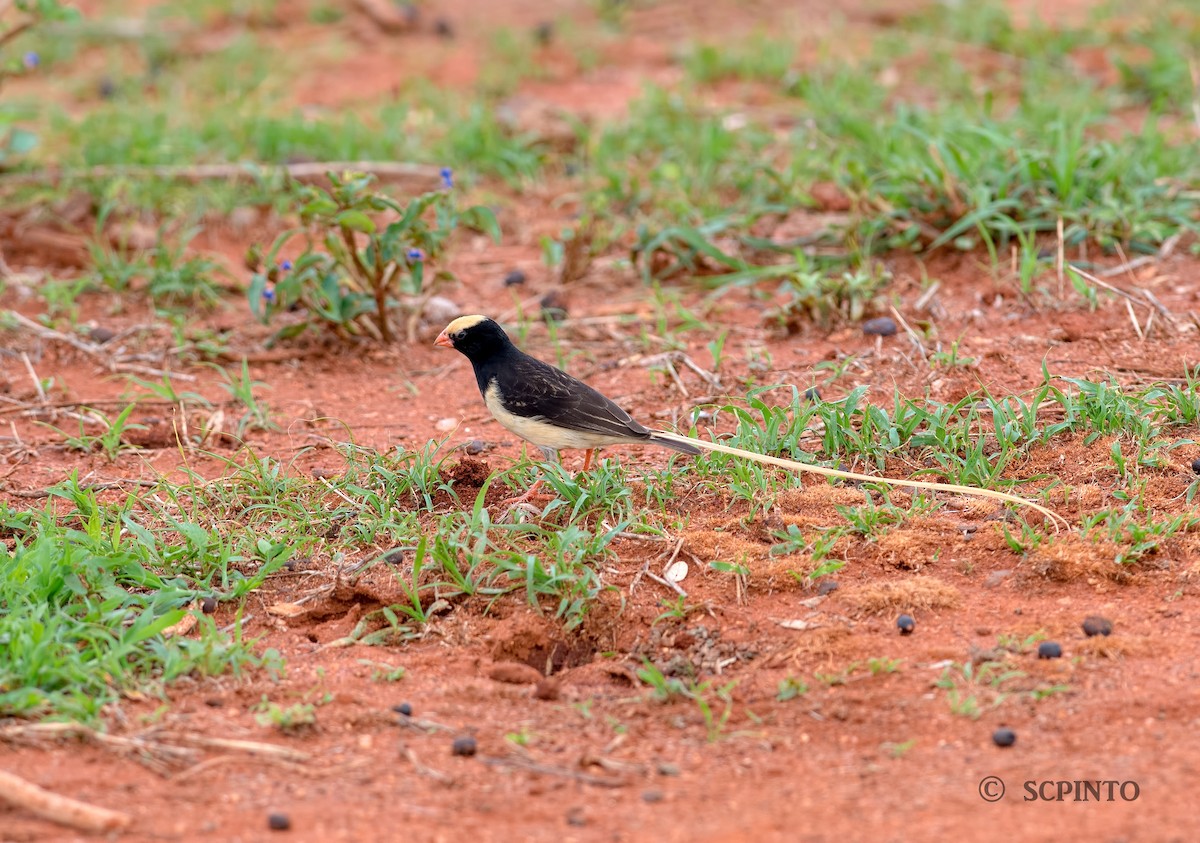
xmin=422 ymin=295 xmax=460 ymax=326
xmin=539 ymin=291 xmax=568 ymax=322
xmin=433 ymin=16 xmax=455 ymax=38
xmin=565 ymin=807 xmax=587 ymax=827
xmin=503 ymin=269 xmax=527 ymax=287
xmin=229 ymin=206 xmax=260 ymax=231
xmin=451 ymin=735 xmax=477 ymax=757
xmin=1191 ymin=457 xmax=1200 ymax=476
xmin=311 ymin=467 xmax=337 ymax=480
xmin=1037 ymin=641 xmax=1063 ymax=659
xmin=1082 ymin=616 xmax=1113 ymax=637
xmin=436 ymin=417 xmax=458 ymax=432
xmin=465 ymin=439 xmax=488 ymax=455
xmin=382 ymin=548 xmax=406 ymax=565
xmin=984 ymin=569 xmax=1012 ymax=588
xmin=393 ymin=702 xmax=413 ymax=717
xmin=992 ymin=728 xmax=1016 ymax=748
xmin=97 ymin=77 xmax=117 ymax=99
xmin=267 ymin=813 xmax=291 ymax=831
xmin=88 ymin=326 xmax=117 ymax=344
xmin=533 ymin=21 xmax=554 ymax=46
xmin=200 ymin=596 xmax=218 ymax=614
xmin=816 ymin=580 xmax=839 ymax=596
xmin=862 ymin=316 xmax=898 ymax=337
xmin=656 ymin=762 xmax=681 ymax=776
xmin=896 ymin=614 xmax=915 ymax=635
xmin=641 ymin=790 xmax=665 ymax=804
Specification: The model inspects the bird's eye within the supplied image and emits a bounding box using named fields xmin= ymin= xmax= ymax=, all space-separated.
xmin=453 ymin=331 xmax=465 ymax=340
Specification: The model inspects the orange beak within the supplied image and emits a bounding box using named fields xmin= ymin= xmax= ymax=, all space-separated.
xmin=434 ymin=330 xmax=453 ymax=349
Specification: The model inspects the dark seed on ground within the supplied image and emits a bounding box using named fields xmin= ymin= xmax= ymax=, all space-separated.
xmin=896 ymin=614 xmax=915 ymax=635
xmin=1082 ymin=616 xmax=1113 ymax=637
xmin=393 ymin=702 xmax=413 ymax=717
xmin=862 ymin=316 xmax=897 ymax=337
xmin=503 ymin=269 xmax=527 ymax=287
xmin=267 ymin=813 xmax=291 ymax=831
xmin=539 ymin=291 xmax=568 ymax=322
xmin=433 ymin=17 xmax=455 ymax=38
xmin=817 ymin=580 xmax=839 ymax=596
xmin=803 ymin=386 xmax=821 ymax=401
xmin=451 ymin=735 xmax=477 ymax=757
xmin=1191 ymin=457 xmax=1200 ymax=476
xmin=200 ymin=596 xmax=218 ymax=614
xmin=656 ymin=762 xmax=680 ymax=776
xmin=1037 ymin=641 xmax=1063 ymax=659
xmin=992 ymin=728 xmax=1016 ymax=748
xmin=565 ymin=807 xmax=587 ymax=827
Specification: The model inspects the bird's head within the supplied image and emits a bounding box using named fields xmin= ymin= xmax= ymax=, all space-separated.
xmin=434 ymin=315 xmax=513 ymax=361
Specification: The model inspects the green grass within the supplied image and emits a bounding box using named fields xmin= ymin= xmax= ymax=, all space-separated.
xmin=0 ymin=480 xmax=278 ymax=721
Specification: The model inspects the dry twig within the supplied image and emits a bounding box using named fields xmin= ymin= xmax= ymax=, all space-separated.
xmin=0 ymin=769 xmax=131 ymax=833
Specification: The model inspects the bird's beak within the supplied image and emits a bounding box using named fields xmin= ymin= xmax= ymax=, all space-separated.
xmin=434 ymin=330 xmax=453 ymax=349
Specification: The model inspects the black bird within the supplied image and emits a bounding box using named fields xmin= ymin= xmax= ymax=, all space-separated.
xmin=433 ymin=316 xmax=1069 ymax=527
xmin=435 ymin=315 xmax=699 ymax=480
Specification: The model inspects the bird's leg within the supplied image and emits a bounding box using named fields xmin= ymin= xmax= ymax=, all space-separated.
xmin=579 ymin=448 xmax=596 ymax=475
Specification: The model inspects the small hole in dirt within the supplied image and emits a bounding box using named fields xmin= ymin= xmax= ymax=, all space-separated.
xmin=305 ymin=632 xmax=319 ymax=643
xmin=522 ymin=639 xmax=596 ymax=675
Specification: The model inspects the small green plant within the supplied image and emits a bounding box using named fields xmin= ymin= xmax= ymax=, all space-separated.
xmin=504 ymin=726 xmax=535 ymax=747
xmin=884 ymin=739 xmax=916 ymax=758
xmin=249 ymin=170 xmax=499 ymax=344
xmin=767 ymin=266 xmax=891 ymax=331
xmin=934 ymin=660 xmax=1025 ymax=720
xmin=38 ymin=404 xmax=145 ymax=461
xmin=216 ymin=359 xmax=276 ymax=436
xmin=866 ymin=657 xmax=902 ymax=675
xmin=253 ymin=696 xmax=317 ymax=733
xmin=146 ymin=228 xmax=227 ymax=308
xmin=638 ymin=660 xmax=691 ymax=702
xmin=929 ymin=338 xmax=977 ymax=370
xmin=776 ymin=676 xmax=809 ymax=701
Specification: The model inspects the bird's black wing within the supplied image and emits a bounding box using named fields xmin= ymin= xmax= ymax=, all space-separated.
xmin=493 ymin=351 xmax=652 ymax=440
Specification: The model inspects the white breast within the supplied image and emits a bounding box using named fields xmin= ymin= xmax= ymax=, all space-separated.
xmin=483 ymin=380 xmax=624 ymax=451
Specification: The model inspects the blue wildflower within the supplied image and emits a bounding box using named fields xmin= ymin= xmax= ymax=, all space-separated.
xmin=440 ymin=167 xmax=453 ymax=189
xmin=23 ymin=52 xmax=39 ymax=69
xmin=262 ymin=288 xmax=276 ymax=302
xmin=407 ymin=248 xmax=425 ymax=261
xmin=280 ymin=260 xmax=293 ymax=271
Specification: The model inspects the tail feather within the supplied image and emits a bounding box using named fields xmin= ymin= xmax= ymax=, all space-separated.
xmin=648 ymin=432 xmax=701 ymax=456
xmin=648 ymin=430 xmax=1067 ymax=531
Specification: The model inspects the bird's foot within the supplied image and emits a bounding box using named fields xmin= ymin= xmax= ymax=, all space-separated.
xmin=499 ymin=479 xmax=554 ymax=509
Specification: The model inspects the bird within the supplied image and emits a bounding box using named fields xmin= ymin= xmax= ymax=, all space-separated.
xmin=435 ymin=315 xmax=699 ymax=493
xmin=435 ymin=315 xmax=1068 ymax=528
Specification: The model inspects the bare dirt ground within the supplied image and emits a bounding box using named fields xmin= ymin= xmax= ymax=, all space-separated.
xmin=3 ymin=1 xmax=1200 ymax=841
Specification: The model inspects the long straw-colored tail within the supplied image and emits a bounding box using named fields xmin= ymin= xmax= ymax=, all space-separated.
xmin=652 ymin=431 xmax=1069 ymax=531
